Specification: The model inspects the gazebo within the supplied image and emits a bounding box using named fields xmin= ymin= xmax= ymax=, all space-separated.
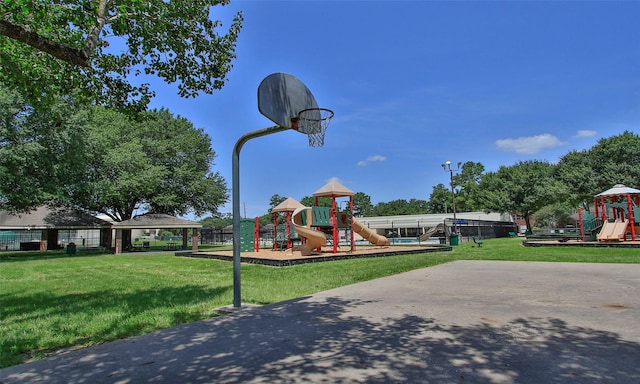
xmin=594 ymin=184 xmax=640 ymax=241
xmin=112 ymin=213 xmax=202 ymax=254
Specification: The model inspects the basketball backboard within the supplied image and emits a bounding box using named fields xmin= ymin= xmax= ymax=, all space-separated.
xmin=258 ymin=73 xmax=319 ymax=129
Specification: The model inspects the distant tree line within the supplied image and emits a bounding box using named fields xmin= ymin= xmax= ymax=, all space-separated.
xmin=200 ymin=131 xmax=640 ymax=233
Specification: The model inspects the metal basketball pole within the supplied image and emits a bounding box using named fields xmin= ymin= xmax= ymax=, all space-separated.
xmin=232 ymin=125 xmax=288 ymax=308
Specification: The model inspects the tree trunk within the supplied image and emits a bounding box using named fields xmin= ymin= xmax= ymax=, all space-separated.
xmin=524 ymin=212 xmax=533 ymax=234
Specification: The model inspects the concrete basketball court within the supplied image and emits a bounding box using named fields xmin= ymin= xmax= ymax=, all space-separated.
xmin=1 ymin=260 xmax=639 ymax=383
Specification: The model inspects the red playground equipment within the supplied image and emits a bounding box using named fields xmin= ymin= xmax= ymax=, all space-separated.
xmin=592 ymin=184 xmax=640 ymax=242
xmin=271 ymin=197 xmax=305 ymax=250
xmin=269 ymin=180 xmax=390 ymax=256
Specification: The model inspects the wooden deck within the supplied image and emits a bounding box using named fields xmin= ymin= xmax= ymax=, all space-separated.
xmin=176 ymin=245 xmax=452 ymax=266
xmin=523 ymin=239 xmax=640 ymax=248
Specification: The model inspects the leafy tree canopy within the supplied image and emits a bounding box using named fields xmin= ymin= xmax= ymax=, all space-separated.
xmin=533 ymin=202 xmax=575 ymax=228
xmin=0 ymin=88 xmax=89 ymax=211
xmin=72 ymin=107 xmax=228 ymax=221
xmin=453 ymin=161 xmax=485 ymax=212
xmin=426 ymin=183 xmax=450 ymax=214
xmin=0 ymin=93 xmax=228 ymax=219
xmin=556 ymin=149 xmax=597 ymax=211
xmin=371 ymin=198 xmax=428 ymax=216
xmin=587 ymin=131 xmax=640 ymax=192
xmin=300 ymin=195 xmax=332 ymax=208
xmin=200 ymin=212 xmax=233 ymax=229
xmin=477 ymin=160 xmax=568 ymax=232
xmin=0 ymin=1 xmax=243 ymax=112
xmin=352 ymin=192 xmax=373 ymax=217
xmin=268 ymin=194 xmax=287 ymax=213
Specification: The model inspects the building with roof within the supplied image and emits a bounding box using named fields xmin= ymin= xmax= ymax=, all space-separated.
xmin=0 ymin=207 xmax=112 ymax=251
xmin=112 ymin=213 xmax=202 ymax=254
xmin=0 ymin=208 xmax=202 ymax=253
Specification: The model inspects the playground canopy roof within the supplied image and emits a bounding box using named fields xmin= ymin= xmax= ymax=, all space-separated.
xmin=111 ymin=213 xmax=201 ymax=230
xmin=272 ymin=197 xmax=305 ymax=213
xmin=595 ymin=184 xmax=640 ymax=197
xmin=0 ymin=207 xmax=111 ymax=230
xmin=313 ymin=179 xmax=354 ymax=198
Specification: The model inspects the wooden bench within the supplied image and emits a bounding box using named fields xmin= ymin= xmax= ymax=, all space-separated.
xmin=472 ymin=236 xmax=483 ymax=247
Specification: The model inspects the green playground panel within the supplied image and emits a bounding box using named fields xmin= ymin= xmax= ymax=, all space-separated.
xmin=581 ymin=211 xmax=597 ymax=232
xmin=239 ymin=219 xmax=255 ymax=252
xmin=312 ymin=207 xmax=331 ymax=227
xmin=296 ymin=207 xmax=333 ymax=227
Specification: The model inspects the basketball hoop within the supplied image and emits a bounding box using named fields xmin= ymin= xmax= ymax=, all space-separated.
xmin=291 ymin=108 xmax=334 ymax=147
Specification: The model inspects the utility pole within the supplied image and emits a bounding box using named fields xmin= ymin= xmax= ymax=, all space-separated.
xmin=441 ymin=160 xmax=461 ymax=239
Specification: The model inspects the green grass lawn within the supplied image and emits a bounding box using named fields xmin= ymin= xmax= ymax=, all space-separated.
xmin=1 ymin=237 xmax=638 ymax=368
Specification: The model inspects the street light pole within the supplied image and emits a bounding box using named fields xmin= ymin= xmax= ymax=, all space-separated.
xmin=441 ymin=160 xmax=462 ymax=236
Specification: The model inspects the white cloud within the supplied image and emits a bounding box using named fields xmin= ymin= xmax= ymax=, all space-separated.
xmin=573 ymin=130 xmax=597 ymax=138
xmin=495 ymin=133 xmax=565 ymax=154
xmin=357 ymin=154 xmax=387 ymax=166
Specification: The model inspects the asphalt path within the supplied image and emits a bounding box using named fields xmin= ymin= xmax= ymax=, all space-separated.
xmin=1 ymin=260 xmax=639 ymax=383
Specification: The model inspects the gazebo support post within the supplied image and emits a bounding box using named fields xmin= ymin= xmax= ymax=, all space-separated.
xmin=40 ymin=230 xmax=48 ymax=251
xmin=192 ymin=228 xmax=199 ymax=251
xmin=115 ymin=229 xmax=123 ymax=254
xmin=182 ymin=228 xmax=188 ymax=249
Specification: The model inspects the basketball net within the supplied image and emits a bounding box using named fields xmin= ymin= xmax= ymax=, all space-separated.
xmin=292 ymin=108 xmax=334 ymax=147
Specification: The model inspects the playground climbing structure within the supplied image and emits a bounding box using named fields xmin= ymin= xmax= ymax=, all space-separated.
xmin=590 ymin=184 xmax=640 ymax=242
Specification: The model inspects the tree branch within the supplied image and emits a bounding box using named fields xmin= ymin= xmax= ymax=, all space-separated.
xmin=0 ymin=20 xmax=90 ymax=67
xmin=83 ymin=0 xmax=111 ymax=61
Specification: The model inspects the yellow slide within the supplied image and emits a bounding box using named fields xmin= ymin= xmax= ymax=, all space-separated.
xmin=352 ymin=217 xmax=390 ymax=246
xmin=291 ymin=207 xmax=326 ymax=256
xmin=597 ymin=221 xmax=614 ymax=241
xmin=597 ymin=220 xmax=629 ymax=241
xmin=419 ymin=223 xmax=444 ymax=241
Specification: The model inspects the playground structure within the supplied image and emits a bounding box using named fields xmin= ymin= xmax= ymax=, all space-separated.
xmin=579 ymin=184 xmax=640 ymax=242
xmin=264 ymin=180 xmax=390 ymax=256
xmin=271 ymin=197 xmax=304 ymax=250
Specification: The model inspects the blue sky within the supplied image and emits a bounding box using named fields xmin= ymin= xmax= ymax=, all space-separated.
xmin=146 ymin=1 xmax=639 ymax=219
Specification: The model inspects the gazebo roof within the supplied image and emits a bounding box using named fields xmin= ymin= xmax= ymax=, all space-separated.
xmin=111 ymin=213 xmax=202 ymax=229
xmin=595 ymin=184 xmax=640 ymax=197
xmin=272 ymin=197 xmax=305 ymax=213
xmin=0 ymin=207 xmax=111 ymax=230
xmin=313 ymin=179 xmax=354 ymax=197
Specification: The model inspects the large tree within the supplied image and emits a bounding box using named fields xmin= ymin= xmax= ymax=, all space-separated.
xmin=71 ymin=107 xmax=228 ymax=222
xmin=556 ymin=131 xmax=640 ymax=211
xmin=352 ymin=192 xmax=373 ymax=217
xmin=452 ymin=161 xmax=485 ymax=212
xmin=0 ymin=1 xmax=243 ymax=112
xmin=477 ymin=160 xmax=568 ymax=233
xmin=587 ymin=131 xmax=640 ymax=192
xmin=556 ymin=149 xmax=598 ymax=211
xmin=0 ymin=88 xmax=89 ymax=211
xmin=426 ymin=183 xmax=450 ymax=214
